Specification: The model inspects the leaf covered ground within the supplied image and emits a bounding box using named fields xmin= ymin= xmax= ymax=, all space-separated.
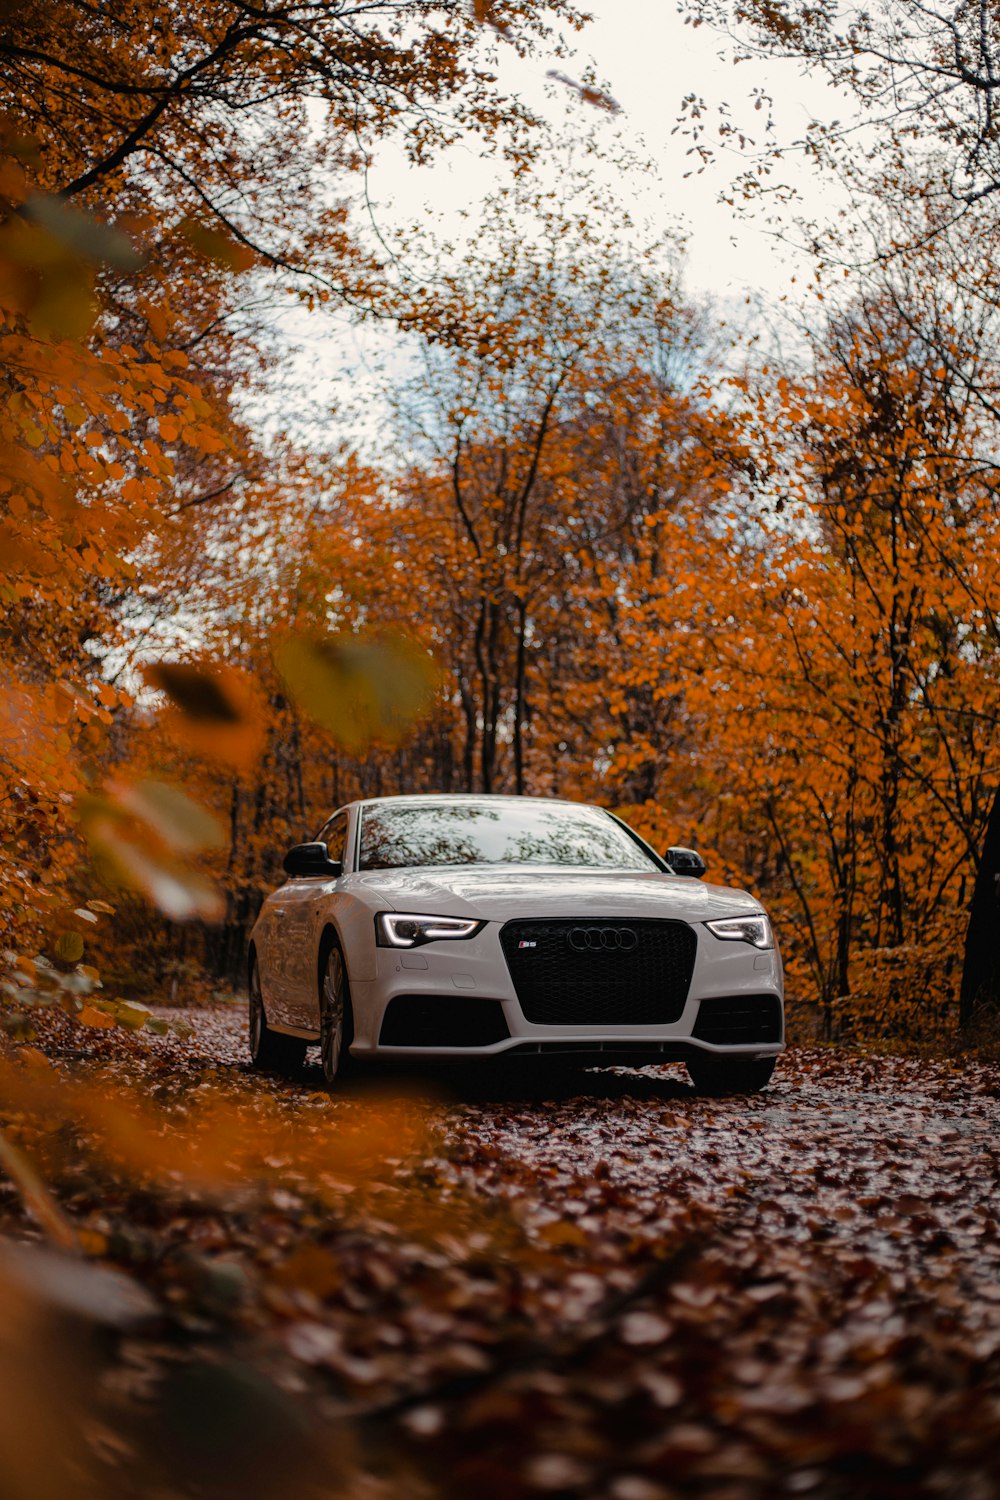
xmin=0 ymin=1005 xmax=998 ymax=1500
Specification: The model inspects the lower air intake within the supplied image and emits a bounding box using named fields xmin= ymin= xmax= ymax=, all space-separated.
xmin=378 ymin=995 xmax=510 ymax=1048
xmin=692 ymin=994 xmax=783 ymax=1045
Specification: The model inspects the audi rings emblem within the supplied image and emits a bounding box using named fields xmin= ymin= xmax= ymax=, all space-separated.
xmin=567 ymin=926 xmax=638 ymax=953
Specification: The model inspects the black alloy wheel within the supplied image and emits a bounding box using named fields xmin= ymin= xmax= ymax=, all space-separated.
xmin=320 ymin=940 xmax=354 ymax=1087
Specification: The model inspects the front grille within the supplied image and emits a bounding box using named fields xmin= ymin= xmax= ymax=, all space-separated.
xmin=500 ymin=919 xmax=696 ymax=1026
xmin=692 ymin=994 xmax=782 ymax=1045
xmin=379 ymin=995 xmax=510 ymax=1048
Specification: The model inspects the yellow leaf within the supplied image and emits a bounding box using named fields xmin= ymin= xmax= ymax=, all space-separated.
xmin=113 ymin=1001 xmax=151 ymax=1031
xmin=53 ymin=931 xmax=84 ymax=964
xmin=274 ymin=632 xmax=437 ymax=752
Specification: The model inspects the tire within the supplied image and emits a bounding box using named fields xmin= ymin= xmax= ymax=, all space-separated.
xmin=686 ymin=1053 xmax=777 ymax=1096
xmin=249 ymin=955 xmax=307 ymax=1076
xmin=319 ymin=937 xmax=355 ymax=1088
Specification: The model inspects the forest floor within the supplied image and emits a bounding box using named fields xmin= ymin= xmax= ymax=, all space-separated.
xmin=0 ymin=1001 xmax=998 ymax=1500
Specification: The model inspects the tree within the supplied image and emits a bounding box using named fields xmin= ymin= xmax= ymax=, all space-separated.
xmin=687 ymin=0 xmax=1000 ymax=214
xmin=342 ymin=182 xmax=737 ymax=798
xmin=2 ymin=1 xmax=587 ymax=258
xmin=0 ymin=0 xmax=589 ymax=960
xmin=640 ymin=277 xmax=1000 ymax=1032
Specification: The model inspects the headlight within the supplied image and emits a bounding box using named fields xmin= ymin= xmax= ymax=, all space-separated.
xmin=375 ymin=912 xmax=484 ymax=949
xmin=705 ymin=913 xmax=774 ymax=950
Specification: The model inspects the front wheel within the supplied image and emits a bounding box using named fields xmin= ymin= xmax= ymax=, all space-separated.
xmin=249 ymin=957 xmax=307 ymax=1076
xmin=686 ymin=1053 xmax=777 ymax=1096
xmin=319 ymin=940 xmax=355 ymax=1088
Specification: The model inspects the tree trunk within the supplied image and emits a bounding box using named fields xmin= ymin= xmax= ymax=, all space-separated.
xmin=960 ymin=788 xmax=1000 ymax=1027
xmin=480 ymin=599 xmax=501 ymax=792
xmin=512 ymin=599 xmax=528 ymax=795
xmin=459 ymin=682 xmax=476 ymax=792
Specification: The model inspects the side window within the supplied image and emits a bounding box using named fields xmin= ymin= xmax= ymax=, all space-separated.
xmin=317 ymin=813 xmax=348 ymax=868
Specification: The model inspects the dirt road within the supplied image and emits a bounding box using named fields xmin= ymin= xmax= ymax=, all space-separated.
xmin=4 ymin=1002 xmax=999 ymax=1499
xmin=131 ymin=1002 xmax=1000 ymax=1500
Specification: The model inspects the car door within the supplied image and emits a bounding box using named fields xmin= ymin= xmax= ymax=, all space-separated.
xmin=281 ymin=811 xmax=349 ymax=1028
xmin=253 ymin=895 xmax=287 ymax=1021
xmin=259 ymin=878 xmax=308 ymax=1026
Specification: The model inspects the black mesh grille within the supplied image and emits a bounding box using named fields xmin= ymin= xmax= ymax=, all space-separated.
xmin=379 ymin=995 xmax=510 ymax=1048
xmin=500 ymin=919 xmax=696 ymax=1026
xmin=692 ymin=994 xmax=782 ymax=1045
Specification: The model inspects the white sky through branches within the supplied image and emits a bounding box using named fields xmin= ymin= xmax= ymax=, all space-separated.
xmin=265 ymin=2 xmax=854 ymax=446
xmin=364 ymin=1 xmax=853 ymax=301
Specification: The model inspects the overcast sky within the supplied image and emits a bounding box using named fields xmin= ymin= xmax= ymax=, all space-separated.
xmin=265 ymin=2 xmax=853 ymax=443
xmin=360 ymin=1 xmax=852 ymax=300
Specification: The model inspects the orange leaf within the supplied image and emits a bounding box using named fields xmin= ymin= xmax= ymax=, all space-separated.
xmin=76 ymin=1005 xmax=115 ymax=1029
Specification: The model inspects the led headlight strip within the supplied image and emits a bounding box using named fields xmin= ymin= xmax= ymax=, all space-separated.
xmin=375 ymin=912 xmax=485 ymax=949
xmin=704 ymin=913 xmax=774 ymax=950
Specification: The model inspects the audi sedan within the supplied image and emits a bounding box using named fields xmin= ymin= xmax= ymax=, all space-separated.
xmin=248 ymin=794 xmax=784 ymax=1093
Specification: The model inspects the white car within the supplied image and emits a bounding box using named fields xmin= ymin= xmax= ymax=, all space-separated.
xmin=248 ymin=794 xmax=784 ymax=1093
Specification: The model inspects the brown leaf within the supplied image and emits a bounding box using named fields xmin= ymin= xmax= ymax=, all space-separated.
xmin=144 ymin=659 xmax=265 ymax=769
xmin=545 ymin=70 xmax=622 ymax=115
xmin=180 ymin=218 xmax=255 ymax=271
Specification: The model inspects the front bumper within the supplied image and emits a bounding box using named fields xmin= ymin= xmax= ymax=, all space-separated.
xmin=349 ymin=919 xmax=784 ymax=1062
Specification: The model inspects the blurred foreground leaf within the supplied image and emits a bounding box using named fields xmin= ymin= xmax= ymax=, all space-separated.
xmin=0 ymin=1130 xmax=78 ymax=1249
xmin=23 ymin=195 xmax=143 ymax=271
xmin=79 ymin=779 xmax=225 ymax=923
xmin=0 ymin=193 xmax=142 ymax=338
xmin=76 ymin=1004 xmax=115 ymax=1028
xmin=144 ymin=659 xmax=265 ymax=769
xmin=274 ymin=632 xmax=437 ymax=751
xmin=0 ymin=1054 xmax=430 ymax=1196
xmin=545 ymin=68 xmax=622 ymax=114
xmin=180 ymin=217 xmax=255 ymax=272
xmin=113 ymin=779 xmax=225 ymax=854
xmin=0 ymin=212 xmax=96 ymax=337
xmin=0 ymin=1241 xmax=158 ymax=1326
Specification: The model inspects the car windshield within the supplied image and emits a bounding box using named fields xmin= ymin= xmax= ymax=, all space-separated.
xmin=358 ymin=801 xmax=659 ymax=872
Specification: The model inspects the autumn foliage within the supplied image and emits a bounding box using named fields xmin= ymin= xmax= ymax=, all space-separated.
xmin=2 ymin=2 xmax=1000 ymax=1496
xmin=0 ymin=0 xmax=574 ymax=987
xmin=94 ymin=196 xmax=996 ymax=1046
xmin=1 ymin=0 xmax=996 ymax=1045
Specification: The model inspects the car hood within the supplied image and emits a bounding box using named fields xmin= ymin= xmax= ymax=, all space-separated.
xmin=349 ymin=866 xmax=763 ymax=923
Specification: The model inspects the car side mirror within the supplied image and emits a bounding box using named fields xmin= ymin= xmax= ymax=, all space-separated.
xmin=665 ymin=846 xmax=706 ymax=878
xmin=282 ymin=842 xmax=343 ymax=878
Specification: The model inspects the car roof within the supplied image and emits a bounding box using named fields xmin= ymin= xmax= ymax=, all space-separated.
xmin=355 ymin=792 xmax=589 ymax=809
